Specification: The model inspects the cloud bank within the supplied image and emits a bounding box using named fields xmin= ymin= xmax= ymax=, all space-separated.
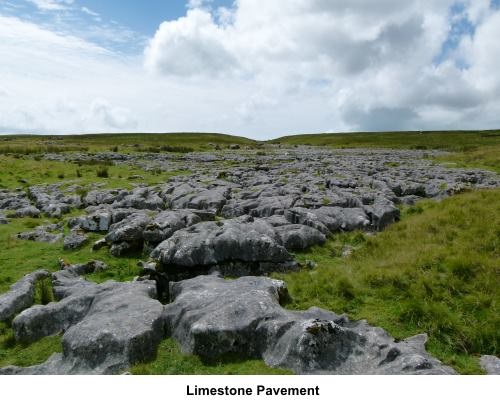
xmin=1 ymin=0 xmax=500 ymax=138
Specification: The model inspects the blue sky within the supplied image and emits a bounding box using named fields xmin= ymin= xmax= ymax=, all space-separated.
xmin=0 ymin=0 xmax=235 ymax=52
xmin=1 ymin=1 xmax=500 ymax=137
xmin=80 ymin=0 xmax=234 ymax=35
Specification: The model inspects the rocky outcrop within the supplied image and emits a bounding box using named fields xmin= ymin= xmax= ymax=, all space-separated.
xmin=2 ymin=265 xmax=164 ymax=375
xmin=17 ymin=223 xmax=64 ymax=244
xmin=105 ymin=211 xmax=152 ymax=256
xmin=164 ymin=275 xmax=455 ymax=375
xmin=150 ymin=215 xmax=296 ymax=276
xmin=1 ymin=269 xmax=456 ymax=375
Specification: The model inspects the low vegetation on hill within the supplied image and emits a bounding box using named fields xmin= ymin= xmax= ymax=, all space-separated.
xmin=0 ymin=131 xmax=498 ymax=374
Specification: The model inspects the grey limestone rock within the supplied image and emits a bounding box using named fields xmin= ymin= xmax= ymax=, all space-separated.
xmin=164 ymin=275 xmax=456 ymax=375
xmin=17 ymin=223 xmax=64 ymax=244
xmin=0 ymin=270 xmax=50 ymax=322
xmin=142 ymin=210 xmax=203 ymax=245
xmin=274 ymin=224 xmax=326 ymax=250
xmin=480 ymin=355 xmax=500 ymax=375
xmin=150 ymin=215 xmax=294 ymax=275
xmin=3 ymin=266 xmax=164 ymax=375
xmin=63 ymin=229 xmax=89 ymax=250
xmin=68 ymin=208 xmax=113 ymax=232
xmin=105 ymin=211 xmax=152 ymax=255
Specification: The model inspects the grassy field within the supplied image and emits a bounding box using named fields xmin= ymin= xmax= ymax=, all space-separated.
xmin=0 ymin=132 xmax=256 ymax=154
xmin=0 ymin=155 xmax=190 ymax=191
xmin=273 ymin=130 xmax=500 ymax=150
xmin=0 ymin=130 xmax=498 ymax=374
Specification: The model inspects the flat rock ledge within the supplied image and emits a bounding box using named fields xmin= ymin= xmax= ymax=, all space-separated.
xmin=0 ymin=270 xmax=455 ymax=375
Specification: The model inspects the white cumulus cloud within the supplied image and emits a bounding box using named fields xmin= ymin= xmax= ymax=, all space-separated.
xmin=2 ymin=1 xmax=500 ymax=137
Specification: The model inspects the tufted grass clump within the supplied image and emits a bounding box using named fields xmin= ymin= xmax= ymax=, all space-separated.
xmin=96 ymin=166 xmax=109 ymax=178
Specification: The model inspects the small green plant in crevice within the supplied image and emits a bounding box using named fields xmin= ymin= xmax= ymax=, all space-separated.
xmin=34 ymin=278 xmax=55 ymax=305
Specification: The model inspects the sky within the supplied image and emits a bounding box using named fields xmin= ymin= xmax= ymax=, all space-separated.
xmin=0 ymin=0 xmax=500 ymax=139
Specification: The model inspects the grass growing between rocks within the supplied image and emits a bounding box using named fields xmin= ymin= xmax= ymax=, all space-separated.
xmin=0 ymin=216 xmax=290 ymax=374
xmin=275 ymin=130 xmax=500 ymax=173
xmin=0 ymin=216 xmax=143 ymax=294
xmin=0 ymin=322 xmax=62 ymax=368
xmin=275 ymin=189 xmax=500 ymax=374
xmin=131 ymin=338 xmax=291 ymax=375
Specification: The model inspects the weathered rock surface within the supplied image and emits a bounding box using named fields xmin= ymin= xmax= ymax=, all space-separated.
xmin=1 ymin=269 xmax=457 ymax=375
xmin=164 ymin=275 xmax=455 ymax=374
xmin=150 ymin=215 xmax=296 ymax=275
xmin=142 ymin=210 xmax=207 ymax=245
xmin=480 ymin=355 xmax=500 ymax=375
xmin=63 ymin=228 xmax=88 ymax=250
xmin=274 ymin=224 xmax=326 ymax=250
xmin=17 ymin=223 xmax=63 ymax=243
xmin=105 ymin=211 xmax=152 ymax=256
xmin=2 ymin=265 xmax=164 ymax=375
xmin=0 ymin=270 xmax=50 ymax=322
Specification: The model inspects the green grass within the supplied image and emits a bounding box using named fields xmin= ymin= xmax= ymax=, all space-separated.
xmin=0 ymin=216 xmax=144 ymax=294
xmin=131 ymin=338 xmax=291 ymax=375
xmin=0 ymin=131 xmax=498 ymax=374
xmin=273 ymin=130 xmax=500 ymax=151
xmin=434 ymin=144 xmax=500 ymax=173
xmin=274 ymin=189 xmax=500 ymax=374
xmin=0 ymin=155 xmax=189 ymax=190
xmin=0 ymin=322 xmax=62 ymax=368
xmin=0 ymin=132 xmax=256 ymax=154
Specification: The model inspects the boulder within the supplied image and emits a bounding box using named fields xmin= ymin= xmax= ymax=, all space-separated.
xmin=285 ymin=206 xmax=371 ymax=234
xmin=10 ymin=206 xmax=41 ymax=218
xmin=105 ymin=211 xmax=152 ymax=255
xmin=68 ymin=209 xmax=112 ymax=232
xmin=150 ymin=215 xmax=295 ymax=275
xmin=362 ymin=200 xmax=400 ymax=230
